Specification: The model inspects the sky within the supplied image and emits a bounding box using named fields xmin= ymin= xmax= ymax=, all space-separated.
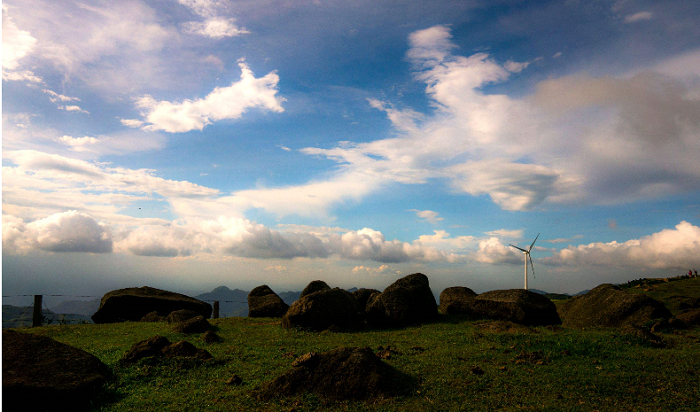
xmin=3 ymin=0 xmax=700 ymax=304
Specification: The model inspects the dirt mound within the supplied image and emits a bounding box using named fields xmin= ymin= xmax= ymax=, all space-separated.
xmin=92 ymin=286 xmax=211 ymax=324
xmin=558 ymin=284 xmax=672 ymax=328
xmin=470 ymin=289 xmax=561 ymax=326
xmin=3 ymin=330 xmax=110 ymax=411
xmin=248 ymin=285 xmax=289 ymax=318
xmin=172 ymin=315 xmax=211 ymax=334
xmin=166 ymin=309 xmax=201 ymax=323
xmin=254 ymin=347 xmax=408 ymax=401
xmin=281 ymin=288 xmax=361 ymax=331
xmin=439 ymin=286 xmax=477 ymax=315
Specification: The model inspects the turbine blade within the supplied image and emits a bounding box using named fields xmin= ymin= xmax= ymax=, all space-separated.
xmin=510 ymin=245 xmax=528 ymax=253
xmin=529 ymin=233 xmax=540 ymax=252
xmin=529 ymin=255 xmax=536 ymax=279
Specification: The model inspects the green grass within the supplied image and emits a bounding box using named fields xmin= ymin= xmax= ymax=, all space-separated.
xmin=621 ymin=277 xmax=700 ymax=315
xmin=16 ymin=314 xmax=700 ymax=412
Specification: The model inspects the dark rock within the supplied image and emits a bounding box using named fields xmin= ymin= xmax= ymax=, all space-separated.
xmin=92 ymin=286 xmax=211 ymax=324
xmin=469 ymin=289 xmax=561 ymax=326
xmin=300 ymin=280 xmax=331 ymax=298
xmin=254 ymin=347 xmax=406 ymax=401
xmin=162 ymin=341 xmax=212 ymax=360
xmin=140 ymin=311 xmax=165 ymax=322
xmin=173 ymin=315 xmax=211 ymax=334
xmin=558 ymin=284 xmax=672 ymax=328
xmin=202 ymin=331 xmax=221 ymax=343
xmin=121 ymin=336 xmax=212 ymax=364
xmin=281 ymin=288 xmax=362 ymax=331
xmin=226 ymin=374 xmax=243 ymax=385
xmin=352 ymin=288 xmax=380 ymax=314
xmin=439 ymin=286 xmax=478 ymax=315
xmin=676 ymin=308 xmax=700 ymax=326
xmin=292 ymin=352 xmax=319 ymax=368
xmin=248 ymin=285 xmax=289 ymax=318
xmin=367 ymin=273 xmax=439 ymax=327
xmin=166 ymin=309 xmax=200 ymax=323
xmin=3 ymin=330 xmax=110 ymax=411
xmin=121 ymin=335 xmax=171 ymax=364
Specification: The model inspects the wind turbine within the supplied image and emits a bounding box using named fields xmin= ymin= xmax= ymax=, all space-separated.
xmin=510 ymin=233 xmax=539 ymax=290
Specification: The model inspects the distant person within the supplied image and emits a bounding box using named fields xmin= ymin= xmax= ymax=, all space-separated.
xmin=689 ymin=270 xmax=693 ymax=278
xmin=695 ymin=270 xmax=698 ymax=278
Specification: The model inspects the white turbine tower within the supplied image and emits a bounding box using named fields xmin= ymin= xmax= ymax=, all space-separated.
xmin=510 ymin=233 xmax=539 ymax=290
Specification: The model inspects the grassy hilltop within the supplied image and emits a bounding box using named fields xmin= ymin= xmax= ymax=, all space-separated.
xmin=9 ymin=278 xmax=700 ymax=412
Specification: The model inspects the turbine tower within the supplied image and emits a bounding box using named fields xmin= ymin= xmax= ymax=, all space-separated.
xmin=510 ymin=233 xmax=539 ymax=290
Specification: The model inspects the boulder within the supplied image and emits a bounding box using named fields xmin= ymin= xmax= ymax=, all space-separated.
xmin=439 ymin=286 xmax=478 ymax=315
xmin=366 ymin=273 xmax=439 ymax=327
xmin=202 ymin=331 xmax=221 ymax=344
xmin=300 ymin=280 xmax=331 ymax=298
xmin=469 ymin=289 xmax=561 ymax=326
xmin=281 ymin=288 xmax=361 ymax=331
xmin=173 ymin=315 xmax=211 ymax=334
xmin=352 ymin=288 xmax=380 ymax=314
xmin=248 ymin=285 xmax=289 ymax=318
xmin=165 ymin=309 xmax=201 ymax=323
xmin=181 ymin=315 xmax=211 ymax=333
xmin=91 ymin=286 xmax=211 ymax=324
xmin=140 ymin=311 xmax=165 ymax=322
xmin=254 ymin=347 xmax=406 ymax=401
xmin=676 ymin=308 xmax=700 ymax=327
xmin=121 ymin=335 xmax=171 ymax=364
xmin=3 ymin=330 xmax=110 ymax=411
xmin=161 ymin=341 xmax=213 ymax=360
xmin=558 ymin=284 xmax=672 ymax=328
xmin=121 ymin=336 xmax=212 ymax=364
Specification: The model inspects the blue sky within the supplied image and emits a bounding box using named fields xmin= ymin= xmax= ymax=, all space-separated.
xmin=3 ymin=0 xmax=700 ymax=302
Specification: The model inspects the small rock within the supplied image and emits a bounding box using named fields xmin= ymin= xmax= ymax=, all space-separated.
xmin=226 ymin=374 xmax=243 ymax=385
xmin=292 ymin=352 xmax=319 ymax=368
xmin=471 ymin=366 xmax=485 ymax=375
xmin=202 ymin=331 xmax=220 ymax=343
xmin=173 ymin=315 xmax=211 ymax=334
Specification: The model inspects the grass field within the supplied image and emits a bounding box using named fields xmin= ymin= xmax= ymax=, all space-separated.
xmin=17 ymin=315 xmax=699 ymax=411
xmin=620 ymin=277 xmax=700 ymax=315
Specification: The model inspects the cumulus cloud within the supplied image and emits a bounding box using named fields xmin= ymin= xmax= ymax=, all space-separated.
xmin=2 ymin=4 xmax=41 ymax=82
xmin=408 ymin=209 xmax=443 ymax=224
xmin=542 ymin=221 xmax=700 ymax=270
xmin=136 ymin=63 xmax=284 ymax=133
xmin=351 ymin=264 xmax=396 ymax=275
xmin=472 ymin=237 xmax=523 ymax=265
xmin=3 ymin=211 xmax=112 ymax=253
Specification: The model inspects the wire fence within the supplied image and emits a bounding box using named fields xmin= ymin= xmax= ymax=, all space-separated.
xmin=2 ymin=295 xmax=253 ymax=328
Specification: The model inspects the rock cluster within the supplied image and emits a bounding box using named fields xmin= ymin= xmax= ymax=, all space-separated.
xmin=120 ymin=335 xmax=212 ymax=364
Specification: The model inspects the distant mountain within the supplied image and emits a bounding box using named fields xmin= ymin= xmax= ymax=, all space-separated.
xmin=195 ymin=286 xmax=250 ymax=317
xmin=278 ymin=291 xmax=302 ymax=306
xmin=3 ymin=305 xmax=92 ymax=328
xmin=530 ymin=289 xmax=572 ymax=301
xmin=50 ymin=299 xmax=101 ymax=317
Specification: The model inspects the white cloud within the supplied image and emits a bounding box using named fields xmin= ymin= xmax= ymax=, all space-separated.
xmin=415 ymin=230 xmax=476 ymax=251
xmin=136 ymin=63 xmax=284 ymax=133
xmin=120 ymin=119 xmax=145 ymax=128
xmin=58 ymin=105 xmax=89 ymax=114
xmin=42 ymin=89 xmax=80 ymax=102
xmin=542 ymin=221 xmax=700 ymax=270
xmin=503 ymin=60 xmax=530 ymax=73
xmin=176 ymin=0 xmax=223 ymax=18
xmin=2 ymin=4 xmax=42 ymax=82
xmin=3 ymin=211 xmax=113 ymax=254
xmin=408 ymin=209 xmax=443 ymax=224
xmin=351 ymin=264 xmax=395 ymax=275
xmin=56 ymin=135 xmax=101 ymax=152
xmin=545 ymin=235 xmax=583 ymax=244
xmin=484 ymin=229 xmax=523 ymax=239
xmin=473 ymin=237 xmax=523 ymax=265
xmin=183 ymin=17 xmax=248 ymax=38
xmin=624 ymin=11 xmax=653 ymax=23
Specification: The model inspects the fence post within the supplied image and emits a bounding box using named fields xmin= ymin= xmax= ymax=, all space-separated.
xmin=213 ymin=301 xmax=219 ymax=319
xmin=33 ymin=295 xmax=43 ymax=327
